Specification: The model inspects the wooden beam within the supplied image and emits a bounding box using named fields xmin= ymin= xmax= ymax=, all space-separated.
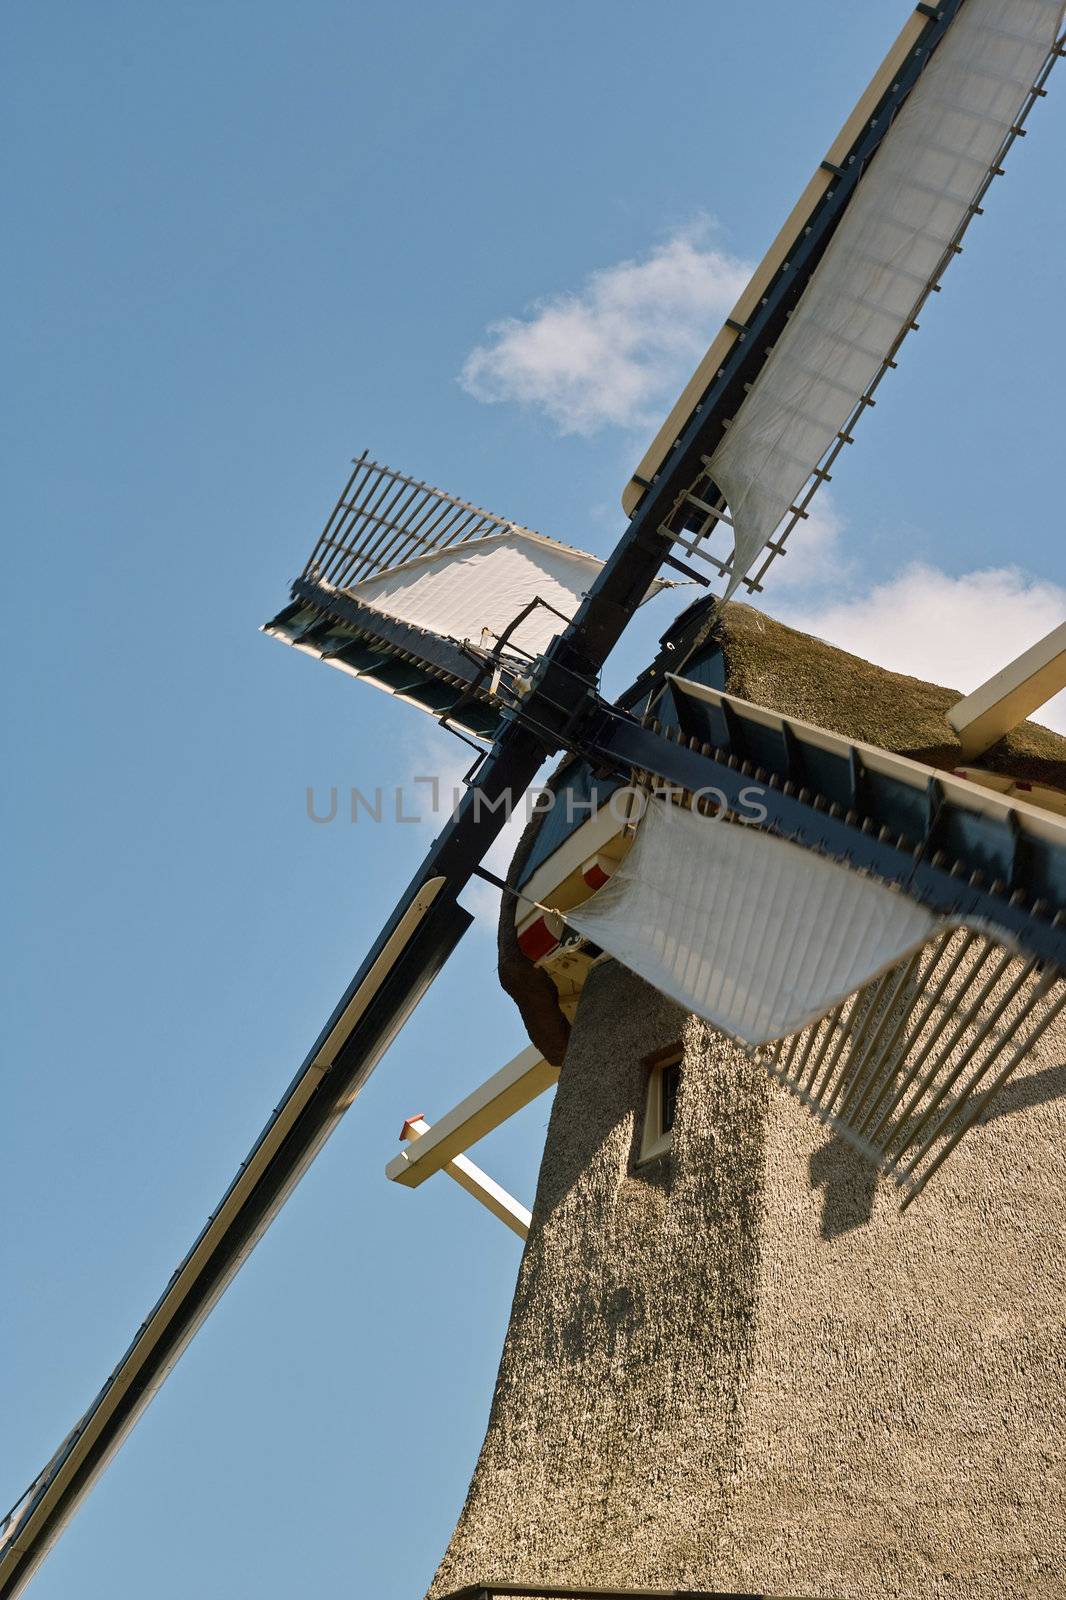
xmin=395 ymin=1117 xmax=532 ymax=1240
xmin=385 ymin=1044 xmax=557 ymax=1189
xmin=947 ymin=620 xmax=1066 ymax=759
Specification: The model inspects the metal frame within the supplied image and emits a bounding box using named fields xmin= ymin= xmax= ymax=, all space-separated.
xmin=582 ymin=686 xmax=1066 ymax=969
xmin=622 ymin=2 xmax=932 ymax=515
xmin=623 ymin=0 xmax=967 ymax=591
xmin=737 ymin=17 xmax=1065 ymax=598
xmin=302 ymin=454 xmax=523 ymax=589
xmin=264 ymin=580 xmax=508 ymax=740
xmin=0 ymin=712 xmax=553 ymax=1595
xmin=759 ymin=928 xmax=1066 ymax=1206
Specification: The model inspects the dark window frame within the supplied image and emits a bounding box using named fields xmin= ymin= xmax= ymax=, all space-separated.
xmin=638 ymin=1042 xmax=683 ymax=1163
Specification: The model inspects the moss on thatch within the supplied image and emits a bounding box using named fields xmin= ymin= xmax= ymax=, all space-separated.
xmin=717 ymin=602 xmax=1066 ymax=787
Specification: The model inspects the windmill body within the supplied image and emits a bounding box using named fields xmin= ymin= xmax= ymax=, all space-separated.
xmin=3 ymin=2 xmax=1065 ymax=1595
xmin=426 ymin=608 xmax=1066 ymax=1598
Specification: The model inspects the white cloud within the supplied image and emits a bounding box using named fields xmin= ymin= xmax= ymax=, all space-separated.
xmin=460 ymin=224 xmax=751 ymax=436
xmin=778 ymin=562 xmax=1066 ymax=733
xmin=763 ymin=492 xmax=849 ymax=591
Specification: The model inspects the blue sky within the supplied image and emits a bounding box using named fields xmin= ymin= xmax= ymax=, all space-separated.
xmin=3 ymin=3 xmax=1063 ymax=1597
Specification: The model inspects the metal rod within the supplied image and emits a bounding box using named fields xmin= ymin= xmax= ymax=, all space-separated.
xmin=870 ymin=934 xmax=998 ymax=1152
xmin=881 ymin=947 xmax=1016 ymax=1157
xmin=859 ymin=930 xmax=983 ymax=1141
xmin=834 ymin=947 xmax=926 ymax=1124
xmin=800 ymin=1000 xmax=848 ymax=1092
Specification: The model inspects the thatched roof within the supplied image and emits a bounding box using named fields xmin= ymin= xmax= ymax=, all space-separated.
xmin=717 ymin=602 xmax=1066 ymax=786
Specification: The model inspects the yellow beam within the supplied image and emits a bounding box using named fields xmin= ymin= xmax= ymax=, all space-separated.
xmin=385 ymin=1044 xmax=556 ymax=1188
xmin=947 ymin=620 xmax=1066 ymax=760
xmin=394 ymin=1117 xmax=532 ymax=1240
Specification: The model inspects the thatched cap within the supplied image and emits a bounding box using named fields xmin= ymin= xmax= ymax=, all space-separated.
xmin=718 ymin=603 xmax=1066 ymax=786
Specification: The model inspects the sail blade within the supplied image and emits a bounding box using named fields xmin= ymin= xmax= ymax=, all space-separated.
xmin=269 ymin=457 xmax=671 ymax=730
xmin=564 ymin=796 xmax=940 ymax=1045
xmin=708 ymin=0 xmax=1064 ymax=595
xmin=0 ymin=721 xmax=550 ymax=1600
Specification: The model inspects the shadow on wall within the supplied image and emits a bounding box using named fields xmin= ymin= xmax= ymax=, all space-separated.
xmin=808 ymin=1056 xmax=1066 ymax=1240
xmin=983 ymin=1058 xmax=1066 ymax=1127
xmin=809 ymin=1135 xmax=879 ymax=1240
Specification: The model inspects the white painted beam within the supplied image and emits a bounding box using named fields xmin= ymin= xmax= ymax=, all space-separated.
xmin=385 ymin=1044 xmax=557 ymax=1188
xmin=947 ymin=620 xmax=1066 ymax=760
xmin=395 ymin=1117 xmax=532 ymax=1240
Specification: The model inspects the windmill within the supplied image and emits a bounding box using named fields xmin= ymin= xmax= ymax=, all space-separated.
xmin=3 ymin=2 xmax=1065 ymax=1595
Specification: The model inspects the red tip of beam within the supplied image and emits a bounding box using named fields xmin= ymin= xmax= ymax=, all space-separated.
xmin=582 ymin=854 xmax=613 ymax=891
xmin=518 ymin=916 xmax=560 ymax=963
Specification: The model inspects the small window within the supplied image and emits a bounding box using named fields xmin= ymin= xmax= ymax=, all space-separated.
xmin=660 ymin=1058 xmax=680 ymax=1133
xmin=639 ymin=1045 xmax=682 ymax=1163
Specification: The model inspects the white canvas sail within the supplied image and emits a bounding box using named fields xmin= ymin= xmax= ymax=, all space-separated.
xmin=347 ymin=529 xmax=605 ymax=659
xmin=707 ymin=0 xmax=1064 ymax=597
xmin=563 ymin=798 xmax=940 ymax=1045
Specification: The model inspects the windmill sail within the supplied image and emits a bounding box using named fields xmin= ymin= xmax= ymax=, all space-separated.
xmin=562 ymin=791 xmax=1066 ymax=1203
xmin=265 ymin=455 xmax=668 ymax=737
xmin=0 ymin=740 xmax=546 ymax=1599
xmin=709 ymin=0 xmax=1064 ymax=596
xmin=625 ymin=0 xmax=1065 ymax=598
xmin=0 ymin=445 xmax=679 ymax=1595
xmin=563 ymin=796 xmax=942 ymax=1046
xmin=564 ymin=673 xmax=1066 ymax=1202
xmin=347 ymin=530 xmax=606 ymax=660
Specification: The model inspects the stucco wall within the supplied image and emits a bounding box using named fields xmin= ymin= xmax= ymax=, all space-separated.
xmin=429 ymin=959 xmax=1066 ymax=1600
